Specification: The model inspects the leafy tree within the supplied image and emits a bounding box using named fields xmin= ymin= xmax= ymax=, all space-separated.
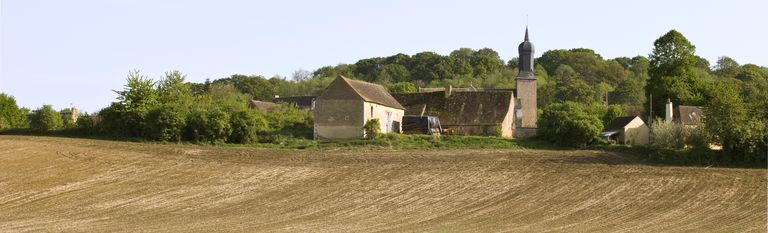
xmin=647 ymin=30 xmax=708 ymax=117
xmin=146 ymin=105 xmax=188 ymax=142
xmin=387 ymin=82 xmax=417 ymax=94
xmin=539 ymin=102 xmax=604 ymax=148
xmin=537 ymin=49 xmax=570 ymax=75
xmin=408 ymin=52 xmax=446 ymax=82
xmin=96 ymin=103 xmax=124 ymax=135
xmin=214 ymin=74 xmax=276 ymax=101
xmin=189 ymin=78 xmax=211 ymax=96
xmin=553 ymin=65 xmax=598 ymax=104
xmin=291 ymin=69 xmax=312 ymax=82
xmin=377 ymin=64 xmax=411 ymax=83
xmin=628 ymin=56 xmax=650 ymax=75
xmin=471 ymin=48 xmax=504 ymax=76
xmin=714 ymin=56 xmax=740 ymax=78
xmin=449 ymin=48 xmax=475 ymax=62
xmin=600 ymin=60 xmax=629 ymax=86
xmin=612 ymin=57 xmax=632 ymax=69
xmin=611 ymin=73 xmax=647 ymax=105
xmin=185 ymin=108 xmax=232 ymax=143
xmin=110 ymin=70 xmax=159 ymax=137
xmin=595 ymin=82 xmax=615 ymax=105
xmin=693 ymin=55 xmax=711 ymax=72
xmin=229 ymin=110 xmax=268 ymax=144
xmin=648 ymin=30 xmax=697 ymax=79
xmin=735 ymin=64 xmax=767 ymax=82
xmin=538 ymin=48 xmax=609 ymax=85
xmin=507 ymin=57 xmax=520 ymax=69
xmin=705 ymin=79 xmax=767 ymax=161
xmin=354 ymin=57 xmax=386 ymax=82
xmin=265 ymin=104 xmax=310 ymax=132
xmin=206 ymin=84 xmax=251 ymax=112
xmin=76 ymin=113 xmax=96 ymax=133
xmin=602 ymin=105 xmax=624 ymax=128
xmin=313 ymin=64 xmax=356 ymax=79
xmin=29 ymin=105 xmax=63 ymax=131
xmin=0 ymin=93 xmax=29 ymax=129
xmin=157 ymin=71 xmax=193 ymax=106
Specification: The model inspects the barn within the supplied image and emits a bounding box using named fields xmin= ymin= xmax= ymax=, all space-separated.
xmin=313 ymin=76 xmax=405 ymax=140
xmin=393 ymin=89 xmax=516 ymax=138
xmin=602 ymin=116 xmax=650 ymax=145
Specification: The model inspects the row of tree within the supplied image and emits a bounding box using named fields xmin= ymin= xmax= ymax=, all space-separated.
xmin=534 ymin=30 xmax=766 ymax=162
xmin=1 ymin=29 xmax=765 ymax=161
xmin=96 ymin=71 xmax=312 ymax=144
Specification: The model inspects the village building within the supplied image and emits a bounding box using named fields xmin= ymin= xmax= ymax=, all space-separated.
xmin=416 ymin=85 xmax=514 ymax=93
xmin=665 ymin=99 xmax=704 ymax=127
xmin=393 ymin=90 xmax=516 ymax=137
xmin=248 ymin=100 xmax=277 ymax=112
xmin=313 ymin=76 xmax=405 ymax=140
xmin=602 ymin=116 xmax=650 ymax=145
xmin=273 ymin=96 xmax=316 ymax=111
xmin=392 ymin=27 xmax=538 ymax=139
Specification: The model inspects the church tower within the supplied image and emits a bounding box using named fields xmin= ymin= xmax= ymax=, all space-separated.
xmin=515 ymin=27 xmax=537 ymax=138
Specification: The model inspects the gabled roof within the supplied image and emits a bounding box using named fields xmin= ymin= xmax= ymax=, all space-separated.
xmin=604 ymin=116 xmax=643 ymax=132
xmin=248 ymin=100 xmax=277 ymax=112
xmin=273 ymin=96 xmax=316 ymax=109
xmin=417 ymin=87 xmax=515 ymax=94
xmin=675 ymin=106 xmax=704 ymax=125
xmin=317 ymin=76 xmax=405 ymax=110
xmin=393 ymin=91 xmax=514 ymax=126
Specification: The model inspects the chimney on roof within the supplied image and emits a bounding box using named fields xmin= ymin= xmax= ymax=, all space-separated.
xmin=665 ymin=99 xmax=673 ymax=123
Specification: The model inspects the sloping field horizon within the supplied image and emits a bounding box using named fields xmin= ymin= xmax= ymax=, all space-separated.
xmin=0 ymin=136 xmax=765 ymax=232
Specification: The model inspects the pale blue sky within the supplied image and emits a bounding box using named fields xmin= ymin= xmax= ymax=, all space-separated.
xmin=2 ymin=0 xmax=766 ymax=112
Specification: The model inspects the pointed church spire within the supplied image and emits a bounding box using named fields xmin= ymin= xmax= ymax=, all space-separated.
xmin=517 ymin=26 xmax=535 ymax=79
xmin=524 ymin=26 xmax=529 ymax=42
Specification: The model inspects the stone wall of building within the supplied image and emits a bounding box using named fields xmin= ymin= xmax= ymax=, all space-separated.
xmin=314 ymin=99 xmax=364 ymax=140
xmin=515 ymin=79 xmax=537 ymax=129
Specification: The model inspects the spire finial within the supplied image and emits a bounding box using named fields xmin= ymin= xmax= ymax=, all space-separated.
xmin=524 ymin=14 xmax=529 ymax=41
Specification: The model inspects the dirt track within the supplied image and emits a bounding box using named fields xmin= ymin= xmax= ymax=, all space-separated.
xmin=0 ymin=136 xmax=765 ymax=232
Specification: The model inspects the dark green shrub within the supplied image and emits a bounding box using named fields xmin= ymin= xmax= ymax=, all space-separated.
xmin=266 ymin=104 xmax=309 ymax=131
xmin=146 ymin=105 xmax=188 ymax=142
xmin=363 ymin=119 xmax=381 ymax=140
xmin=96 ymin=103 xmax=126 ymax=136
xmin=229 ymin=110 xmax=268 ymax=144
xmin=650 ymin=119 xmax=684 ymax=148
xmin=0 ymin=93 xmax=29 ymax=129
xmin=29 ymin=105 xmax=63 ymax=131
xmin=75 ymin=113 xmax=96 ymax=133
xmin=387 ymin=82 xmax=417 ymax=94
xmin=185 ymin=108 xmax=231 ymax=143
xmin=539 ymin=102 xmax=603 ymax=148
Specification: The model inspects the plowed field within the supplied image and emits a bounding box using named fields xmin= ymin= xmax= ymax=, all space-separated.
xmin=0 ymin=136 xmax=765 ymax=232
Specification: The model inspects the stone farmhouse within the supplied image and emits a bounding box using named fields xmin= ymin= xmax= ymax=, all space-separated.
xmin=393 ymin=89 xmax=516 ymax=138
xmin=392 ymin=27 xmax=539 ymax=138
xmin=602 ymin=116 xmax=650 ymax=145
xmin=313 ymin=76 xmax=405 ymax=140
xmin=306 ymin=27 xmax=538 ymax=140
xmin=664 ymin=99 xmax=704 ymax=127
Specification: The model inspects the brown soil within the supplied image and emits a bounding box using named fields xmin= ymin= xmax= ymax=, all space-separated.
xmin=0 ymin=136 xmax=765 ymax=232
